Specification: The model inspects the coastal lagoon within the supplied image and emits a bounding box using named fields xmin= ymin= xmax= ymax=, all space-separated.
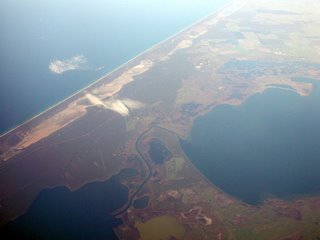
xmin=2 ymin=170 xmax=131 ymax=239
xmin=182 ymin=78 xmax=320 ymax=204
xmin=0 ymin=0 xmax=229 ymax=134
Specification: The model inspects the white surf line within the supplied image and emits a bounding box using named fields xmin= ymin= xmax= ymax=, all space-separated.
xmin=0 ymin=0 xmax=235 ymax=138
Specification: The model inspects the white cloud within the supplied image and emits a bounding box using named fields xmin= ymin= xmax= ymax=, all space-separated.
xmin=85 ymin=94 xmax=145 ymax=117
xmin=49 ymin=55 xmax=88 ymax=74
xmin=106 ymin=100 xmax=130 ymax=116
xmin=95 ymin=66 xmax=105 ymax=71
xmin=122 ymin=98 xmax=145 ymax=109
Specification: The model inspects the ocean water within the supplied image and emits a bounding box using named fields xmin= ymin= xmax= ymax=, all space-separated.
xmin=181 ymin=78 xmax=320 ymax=205
xmin=0 ymin=0 xmax=229 ymax=134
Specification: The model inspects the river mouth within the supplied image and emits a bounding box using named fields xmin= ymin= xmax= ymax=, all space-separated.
xmin=181 ymin=78 xmax=320 ymax=205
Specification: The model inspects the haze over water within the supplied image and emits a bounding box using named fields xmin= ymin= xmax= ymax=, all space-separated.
xmin=182 ymin=78 xmax=320 ymax=205
xmin=0 ymin=0 xmax=229 ymax=134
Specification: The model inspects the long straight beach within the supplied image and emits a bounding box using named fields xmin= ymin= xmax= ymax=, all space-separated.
xmin=0 ymin=1 xmax=234 ymax=139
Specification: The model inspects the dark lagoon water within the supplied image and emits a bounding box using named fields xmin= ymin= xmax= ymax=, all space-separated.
xmin=181 ymin=78 xmax=320 ymax=205
xmin=149 ymin=139 xmax=172 ymax=165
xmin=0 ymin=0 xmax=229 ymax=134
xmin=133 ymin=196 xmax=149 ymax=209
xmin=1 ymin=170 xmax=133 ymax=240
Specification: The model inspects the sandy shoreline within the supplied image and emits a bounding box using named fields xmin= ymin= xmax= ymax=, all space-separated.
xmin=0 ymin=0 xmax=234 ymax=139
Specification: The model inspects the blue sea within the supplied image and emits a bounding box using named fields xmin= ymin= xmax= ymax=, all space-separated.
xmin=0 ymin=0 xmax=229 ymax=134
